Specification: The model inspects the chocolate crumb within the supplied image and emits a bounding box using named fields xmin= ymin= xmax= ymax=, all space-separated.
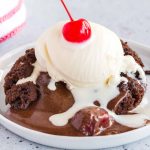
xmin=36 ymin=146 xmax=39 ymax=148
xmin=25 ymin=48 xmax=36 ymax=64
xmin=93 ymin=100 xmax=100 ymax=107
xmin=145 ymin=70 xmax=150 ymax=75
xmin=19 ymin=140 xmax=23 ymax=142
xmin=135 ymin=71 xmax=142 ymax=80
xmin=6 ymin=137 xmax=9 ymax=139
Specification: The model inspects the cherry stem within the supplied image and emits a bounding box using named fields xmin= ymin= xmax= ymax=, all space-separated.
xmin=60 ymin=0 xmax=74 ymax=21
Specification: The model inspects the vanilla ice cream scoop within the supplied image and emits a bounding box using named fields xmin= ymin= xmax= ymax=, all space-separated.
xmin=29 ymin=21 xmax=146 ymax=127
xmin=35 ymin=21 xmax=124 ymax=88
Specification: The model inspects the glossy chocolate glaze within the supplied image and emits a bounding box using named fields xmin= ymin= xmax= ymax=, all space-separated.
xmin=4 ymin=82 xmax=134 ymax=136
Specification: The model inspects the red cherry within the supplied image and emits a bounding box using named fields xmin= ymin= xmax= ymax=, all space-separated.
xmin=62 ymin=19 xmax=91 ymax=43
xmin=60 ymin=1 xmax=91 ymax=43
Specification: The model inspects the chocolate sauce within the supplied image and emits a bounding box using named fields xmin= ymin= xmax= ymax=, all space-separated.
xmin=4 ymin=82 xmax=133 ymax=136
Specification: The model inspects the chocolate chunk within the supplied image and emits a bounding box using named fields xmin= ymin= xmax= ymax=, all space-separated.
xmin=6 ymin=82 xmax=39 ymax=110
xmin=25 ymin=48 xmax=36 ymax=64
xmin=71 ymin=107 xmax=113 ymax=136
xmin=107 ymin=77 xmax=145 ymax=114
xmin=134 ymin=71 xmax=142 ymax=80
xmin=121 ymin=40 xmax=144 ymax=67
xmin=36 ymin=72 xmax=51 ymax=87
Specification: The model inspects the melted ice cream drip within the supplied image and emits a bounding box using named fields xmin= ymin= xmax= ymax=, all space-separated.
xmin=121 ymin=55 xmax=146 ymax=84
xmin=49 ymin=56 xmax=147 ymax=127
xmin=110 ymin=112 xmax=148 ymax=128
xmin=50 ymin=83 xmax=120 ymax=126
xmin=17 ymin=61 xmax=57 ymax=91
xmin=48 ymin=79 xmax=56 ymax=91
xmin=17 ymin=61 xmax=42 ymax=85
xmin=16 ymin=61 xmax=148 ymax=128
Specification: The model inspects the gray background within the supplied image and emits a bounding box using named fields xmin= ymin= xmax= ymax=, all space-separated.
xmin=0 ymin=0 xmax=150 ymax=149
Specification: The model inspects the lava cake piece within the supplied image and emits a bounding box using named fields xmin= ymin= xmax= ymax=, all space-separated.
xmin=121 ymin=40 xmax=144 ymax=67
xmin=107 ymin=75 xmax=145 ymax=115
xmin=107 ymin=40 xmax=146 ymax=115
xmin=4 ymin=48 xmax=39 ymax=109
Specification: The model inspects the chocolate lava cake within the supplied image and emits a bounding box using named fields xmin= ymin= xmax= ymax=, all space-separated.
xmin=3 ymin=41 xmax=147 ymax=136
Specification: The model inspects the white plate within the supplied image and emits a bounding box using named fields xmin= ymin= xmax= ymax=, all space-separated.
xmin=0 ymin=41 xmax=150 ymax=150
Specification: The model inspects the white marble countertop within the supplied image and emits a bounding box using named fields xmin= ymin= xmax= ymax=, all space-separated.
xmin=0 ymin=0 xmax=150 ymax=149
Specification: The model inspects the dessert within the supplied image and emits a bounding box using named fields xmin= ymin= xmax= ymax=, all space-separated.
xmin=0 ymin=0 xmax=26 ymax=43
xmin=3 ymin=0 xmax=150 ymax=136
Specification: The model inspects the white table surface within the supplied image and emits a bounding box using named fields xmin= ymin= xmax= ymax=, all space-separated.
xmin=0 ymin=0 xmax=150 ymax=149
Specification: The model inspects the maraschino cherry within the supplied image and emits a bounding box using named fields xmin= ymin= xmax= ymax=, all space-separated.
xmin=60 ymin=0 xmax=91 ymax=43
